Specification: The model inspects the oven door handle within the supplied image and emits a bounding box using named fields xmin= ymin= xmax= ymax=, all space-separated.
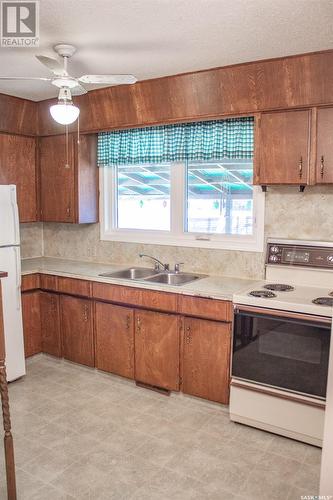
xmin=234 ymin=305 xmax=332 ymax=324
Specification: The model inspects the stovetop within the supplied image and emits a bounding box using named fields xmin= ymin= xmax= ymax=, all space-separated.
xmin=234 ymin=281 xmax=333 ymax=317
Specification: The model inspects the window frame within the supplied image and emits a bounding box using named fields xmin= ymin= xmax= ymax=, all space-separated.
xmin=100 ymin=161 xmax=265 ymax=252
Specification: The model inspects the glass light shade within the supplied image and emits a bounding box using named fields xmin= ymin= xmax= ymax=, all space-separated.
xmin=50 ymin=102 xmax=80 ymax=125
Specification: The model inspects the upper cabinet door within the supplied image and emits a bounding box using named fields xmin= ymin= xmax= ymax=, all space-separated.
xmin=40 ymin=134 xmax=75 ymax=222
xmin=39 ymin=134 xmax=98 ymax=224
xmin=316 ymin=107 xmax=333 ymax=184
xmin=255 ymin=110 xmax=311 ymax=185
xmin=0 ymin=134 xmax=37 ymax=222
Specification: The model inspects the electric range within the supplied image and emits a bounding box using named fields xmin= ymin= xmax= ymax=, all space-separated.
xmin=230 ymin=239 xmax=333 ymax=446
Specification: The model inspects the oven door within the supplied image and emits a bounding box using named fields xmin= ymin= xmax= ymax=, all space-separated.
xmin=232 ymin=306 xmax=331 ymax=399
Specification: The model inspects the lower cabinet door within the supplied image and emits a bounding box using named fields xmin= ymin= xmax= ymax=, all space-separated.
xmin=40 ymin=292 xmax=62 ymax=357
xmin=182 ymin=317 xmax=231 ymax=404
xmin=61 ymin=295 xmax=94 ymax=367
xmin=134 ymin=310 xmax=180 ymax=391
xmin=95 ymin=302 xmax=134 ymax=379
xmin=22 ymin=291 xmax=41 ymax=358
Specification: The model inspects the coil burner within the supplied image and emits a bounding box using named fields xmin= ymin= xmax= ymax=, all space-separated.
xmin=264 ymin=284 xmax=295 ymax=292
xmin=248 ymin=290 xmax=277 ymax=298
xmin=312 ymin=297 xmax=333 ymax=307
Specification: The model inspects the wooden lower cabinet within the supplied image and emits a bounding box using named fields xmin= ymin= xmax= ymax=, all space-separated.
xmin=134 ymin=310 xmax=180 ymax=391
xmin=182 ymin=317 xmax=231 ymax=404
xmin=61 ymin=295 xmax=94 ymax=367
xmin=40 ymin=292 xmax=62 ymax=357
xmin=21 ymin=291 xmax=41 ymax=357
xmin=95 ymin=302 xmax=134 ymax=379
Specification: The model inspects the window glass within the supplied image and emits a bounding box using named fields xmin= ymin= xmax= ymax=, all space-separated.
xmin=186 ymin=160 xmax=254 ymax=235
xmin=116 ymin=163 xmax=171 ymax=231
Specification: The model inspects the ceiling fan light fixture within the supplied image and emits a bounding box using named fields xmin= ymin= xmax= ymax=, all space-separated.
xmin=50 ymin=87 xmax=80 ymax=125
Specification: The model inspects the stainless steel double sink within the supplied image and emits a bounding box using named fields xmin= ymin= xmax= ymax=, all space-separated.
xmin=99 ymin=267 xmax=207 ymax=286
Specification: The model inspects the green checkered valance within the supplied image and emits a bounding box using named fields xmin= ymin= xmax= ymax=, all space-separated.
xmin=97 ymin=117 xmax=254 ymax=166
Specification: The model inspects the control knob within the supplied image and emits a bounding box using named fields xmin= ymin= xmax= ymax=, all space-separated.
xmin=269 ymin=255 xmax=279 ymax=263
xmin=270 ymin=246 xmax=280 ymax=254
xmin=327 ymin=255 xmax=333 ymax=263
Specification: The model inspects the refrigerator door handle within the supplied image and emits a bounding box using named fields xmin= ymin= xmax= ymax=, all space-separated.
xmin=11 ymin=191 xmax=20 ymax=245
xmin=13 ymin=247 xmax=21 ymax=310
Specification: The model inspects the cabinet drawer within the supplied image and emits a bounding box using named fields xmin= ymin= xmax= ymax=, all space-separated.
xmin=57 ymin=277 xmax=92 ymax=297
xmin=40 ymin=274 xmax=58 ymax=291
xmin=178 ymin=295 xmax=232 ymax=322
xmin=92 ymin=283 xmax=178 ymax=313
xmin=21 ymin=273 xmax=40 ymax=292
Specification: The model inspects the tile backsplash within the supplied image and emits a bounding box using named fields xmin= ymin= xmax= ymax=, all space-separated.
xmin=20 ymin=186 xmax=333 ymax=280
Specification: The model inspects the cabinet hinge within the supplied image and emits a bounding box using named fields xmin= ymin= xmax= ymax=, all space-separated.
xmin=179 ymin=376 xmax=183 ymax=385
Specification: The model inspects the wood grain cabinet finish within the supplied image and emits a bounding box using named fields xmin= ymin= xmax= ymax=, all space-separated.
xmin=315 ymin=107 xmax=333 ymax=183
xmin=92 ymin=283 xmax=178 ymax=313
xmin=61 ymin=295 xmax=94 ymax=367
xmin=39 ymin=274 xmax=58 ymax=291
xmin=0 ymin=134 xmax=37 ymax=222
xmin=40 ymin=292 xmax=62 ymax=357
xmin=21 ymin=274 xmax=40 ymax=292
xmin=21 ymin=291 xmax=41 ymax=358
xmin=57 ymin=277 xmax=91 ymax=297
xmin=255 ymin=110 xmax=311 ymax=185
xmin=178 ymin=295 xmax=232 ymax=322
xmin=95 ymin=302 xmax=134 ymax=379
xmin=39 ymin=133 xmax=98 ymax=223
xmin=182 ymin=317 xmax=231 ymax=404
xmin=134 ymin=310 xmax=180 ymax=391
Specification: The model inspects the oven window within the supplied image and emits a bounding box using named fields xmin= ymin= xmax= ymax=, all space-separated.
xmin=232 ymin=312 xmax=331 ymax=398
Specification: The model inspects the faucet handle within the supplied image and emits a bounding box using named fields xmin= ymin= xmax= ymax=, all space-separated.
xmin=174 ymin=262 xmax=184 ymax=273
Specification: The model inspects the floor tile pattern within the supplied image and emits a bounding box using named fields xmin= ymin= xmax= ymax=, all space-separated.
xmin=0 ymin=355 xmax=322 ymax=499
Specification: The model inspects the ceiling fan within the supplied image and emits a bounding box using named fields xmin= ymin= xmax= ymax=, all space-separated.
xmin=0 ymin=44 xmax=137 ymax=124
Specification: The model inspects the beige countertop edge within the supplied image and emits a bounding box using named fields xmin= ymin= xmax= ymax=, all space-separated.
xmin=21 ymin=258 xmax=258 ymax=302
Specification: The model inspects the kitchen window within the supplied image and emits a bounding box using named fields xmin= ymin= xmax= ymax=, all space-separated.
xmin=99 ymin=118 xmax=265 ymax=251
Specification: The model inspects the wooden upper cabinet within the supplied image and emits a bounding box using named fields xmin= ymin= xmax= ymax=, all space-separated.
xmin=254 ymin=110 xmax=311 ymax=185
xmin=95 ymin=302 xmax=134 ymax=379
xmin=182 ymin=317 xmax=231 ymax=404
xmin=39 ymin=133 xmax=98 ymax=223
xmin=61 ymin=295 xmax=94 ymax=367
xmin=315 ymin=107 xmax=333 ymax=184
xmin=0 ymin=134 xmax=37 ymax=222
xmin=134 ymin=310 xmax=180 ymax=391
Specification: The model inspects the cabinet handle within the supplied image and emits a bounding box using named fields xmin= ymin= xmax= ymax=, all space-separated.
xmin=83 ymin=305 xmax=89 ymax=322
xmin=126 ymin=314 xmax=131 ymax=330
xmin=66 ymin=206 xmax=71 ymax=218
xmin=298 ymin=156 xmax=303 ymax=178
xmin=185 ymin=325 xmax=192 ymax=345
xmin=320 ymin=156 xmax=325 ymax=178
xmin=136 ymin=316 xmax=141 ymax=334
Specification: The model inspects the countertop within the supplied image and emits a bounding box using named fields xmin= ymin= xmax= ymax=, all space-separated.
xmin=21 ymin=257 xmax=256 ymax=301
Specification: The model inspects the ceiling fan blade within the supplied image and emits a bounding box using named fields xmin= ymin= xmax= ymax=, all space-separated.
xmin=36 ymin=55 xmax=64 ymax=76
xmin=78 ymin=74 xmax=137 ymax=85
xmin=0 ymin=76 xmax=51 ymax=81
xmin=71 ymin=83 xmax=88 ymax=96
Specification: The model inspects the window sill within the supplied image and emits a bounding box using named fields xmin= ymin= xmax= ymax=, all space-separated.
xmin=100 ymin=229 xmax=264 ymax=252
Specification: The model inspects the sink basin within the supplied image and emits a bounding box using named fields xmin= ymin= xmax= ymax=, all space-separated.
xmin=99 ymin=267 xmax=156 ymax=280
xmin=145 ymin=272 xmax=206 ymax=286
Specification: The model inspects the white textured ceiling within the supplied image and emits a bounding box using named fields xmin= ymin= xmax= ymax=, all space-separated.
xmin=0 ymin=0 xmax=332 ymax=101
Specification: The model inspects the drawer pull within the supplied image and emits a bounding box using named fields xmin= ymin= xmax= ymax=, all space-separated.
xmin=299 ymin=156 xmax=303 ymax=178
xmin=320 ymin=156 xmax=325 ymax=178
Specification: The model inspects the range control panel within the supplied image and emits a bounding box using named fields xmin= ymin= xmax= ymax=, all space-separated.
xmin=267 ymin=243 xmax=333 ymax=268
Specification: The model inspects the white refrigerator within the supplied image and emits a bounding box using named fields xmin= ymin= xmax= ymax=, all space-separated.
xmin=0 ymin=185 xmax=26 ymax=381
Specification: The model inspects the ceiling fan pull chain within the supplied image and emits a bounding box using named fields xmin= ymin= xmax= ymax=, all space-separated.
xmin=77 ymin=114 xmax=80 ymax=145
xmin=65 ymin=124 xmax=70 ymax=169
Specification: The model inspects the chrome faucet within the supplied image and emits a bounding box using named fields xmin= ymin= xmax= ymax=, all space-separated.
xmin=139 ymin=253 xmax=170 ymax=272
